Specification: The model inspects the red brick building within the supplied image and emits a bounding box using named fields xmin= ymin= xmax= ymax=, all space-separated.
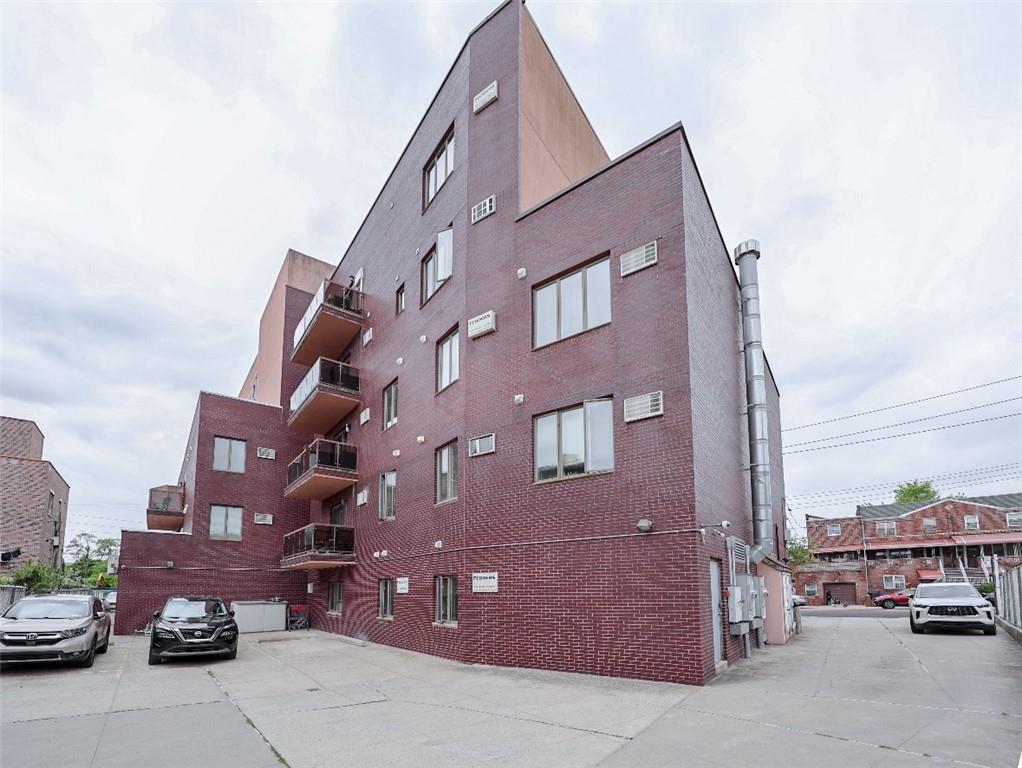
xmin=0 ymin=417 xmax=70 ymax=570
xmin=117 ymin=0 xmax=791 ymax=685
xmin=794 ymin=495 xmax=1022 ymax=606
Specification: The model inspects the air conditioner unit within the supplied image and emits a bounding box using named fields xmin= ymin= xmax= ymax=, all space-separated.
xmin=50 ymin=536 xmax=60 ymax=546
xmin=359 ymin=408 xmax=370 ymax=425
xmin=471 ymin=195 xmax=496 ymax=224
xmin=253 ymin=513 xmax=274 ymax=525
xmin=356 ymin=490 xmax=368 ymax=506
xmin=362 ymin=328 xmax=374 ymax=346
xmin=256 ymin=447 xmax=276 ymax=460
xmin=619 ymin=241 xmax=657 ymax=277
xmin=623 ymin=391 xmax=664 ymax=423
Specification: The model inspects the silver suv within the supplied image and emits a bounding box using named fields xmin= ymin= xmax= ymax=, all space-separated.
xmin=909 ymin=583 xmax=996 ymax=635
xmin=0 ymin=594 xmax=112 ymax=666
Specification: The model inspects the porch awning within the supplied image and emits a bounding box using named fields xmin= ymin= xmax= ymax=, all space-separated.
xmin=917 ymin=569 xmax=942 ymax=581
xmin=953 ymin=531 xmax=1022 ymax=546
xmin=813 ymin=537 xmax=956 ymax=554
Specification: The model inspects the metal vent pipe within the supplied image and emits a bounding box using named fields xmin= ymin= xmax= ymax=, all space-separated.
xmin=735 ymin=239 xmax=773 ymax=564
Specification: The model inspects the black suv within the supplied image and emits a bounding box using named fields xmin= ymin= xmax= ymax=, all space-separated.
xmin=149 ymin=596 xmax=239 ymax=665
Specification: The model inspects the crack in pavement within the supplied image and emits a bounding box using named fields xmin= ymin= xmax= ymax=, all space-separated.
xmin=766 ymin=689 xmax=1022 ymax=719
xmin=7 ymin=698 xmax=225 ymax=725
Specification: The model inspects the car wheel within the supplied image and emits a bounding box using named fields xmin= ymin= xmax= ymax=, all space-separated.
xmin=77 ymin=639 xmax=97 ymax=668
xmin=910 ymin=619 xmax=923 ymax=634
xmin=983 ymin=625 xmax=997 ymax=636
xmin=96 ymin=629 xmax=109 ymax=654
xmin=148 ymin=650 xmax=163 ymax=665
xmin=883 ymin=600 xmax=896 ymax=609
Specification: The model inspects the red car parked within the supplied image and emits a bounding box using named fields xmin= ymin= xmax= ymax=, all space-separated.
xmin=873 ymin=589 xmax=914 ymax=609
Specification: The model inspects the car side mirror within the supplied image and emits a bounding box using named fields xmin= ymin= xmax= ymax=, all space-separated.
xmin=228 ymin=610 xmax=235 ymax=617
xmin=153 ymin=611 xmax=160 ymax=620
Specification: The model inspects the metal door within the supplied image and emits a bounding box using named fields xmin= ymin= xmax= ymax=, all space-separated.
xmin=710 ymin=560 xmax=723 ymax=663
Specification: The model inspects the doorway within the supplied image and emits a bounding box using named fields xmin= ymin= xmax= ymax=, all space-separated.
xmin=710 ymin=560 xmax=723 ymax=664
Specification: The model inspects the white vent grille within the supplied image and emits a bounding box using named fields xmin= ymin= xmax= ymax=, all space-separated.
xmin=362 ymin=327 xmax=374 ymax=346
xmin=253 ymin=513 xmax=274 ymax=525
xmin=623 ymin=391 xmax=664 ymax=422
xmin=619 ymin=241 xmax=658 ymax=277
xmin=467 ymin=310 xmax=496 ymax=339
xmin=471 ymin=195 xmax=496 ymax=224
xmin=256 ymin=447 xmax=276 ymax=460
xmin=468 ymin=434 xmax=495 ymax=456
xmin=356 ymin=490 xmax=368 ymax=506
xmin=472 ymin=81 xmax=498 ymax=113
xmin=359 ymin=408 xmax=370 ymax=425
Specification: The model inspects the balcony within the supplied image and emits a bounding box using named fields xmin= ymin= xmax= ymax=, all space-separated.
xmin=288 ymin=358 xmax=361 ymax=434
xmin=147 ymin=485 xmax=185 ymax=532
xmin=284 ymin=439 xmax=358 ymax=500
xmin=281 ymin=523 xmax=356 ymax=569
xmin=291 ymin=280 xmax=364 ymax=366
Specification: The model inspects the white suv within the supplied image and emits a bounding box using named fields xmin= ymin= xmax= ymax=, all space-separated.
xmin=909 ymin=583 xmax=996 ymax=636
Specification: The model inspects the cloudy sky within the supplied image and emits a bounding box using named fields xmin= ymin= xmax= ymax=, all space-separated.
xmin=2 ymin=1 xmax=1019 ymax=548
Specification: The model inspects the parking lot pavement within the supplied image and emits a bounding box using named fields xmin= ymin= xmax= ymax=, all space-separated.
xmin=3 ymin=617 xmax=1021 ymax=768
xmin=802 ymin=606 xmax=909 ymax=618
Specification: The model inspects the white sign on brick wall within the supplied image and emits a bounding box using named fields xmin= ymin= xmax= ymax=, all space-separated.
xmin=472 ymin=572 xmax=498 ymax=593
xmin=396 ymin=577 xmax=409 ymax=594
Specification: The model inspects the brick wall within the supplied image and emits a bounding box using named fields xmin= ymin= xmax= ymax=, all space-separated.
xmin=0 ymin=417 xmax=44 ymax=459
xmin=0 ymin=455 xmax=69 ymax=571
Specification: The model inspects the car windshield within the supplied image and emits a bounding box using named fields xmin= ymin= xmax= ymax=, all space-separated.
xmin=915 ymin=584 xmax=980 ymax=599
xmin=3 ymin=598 xmax=91 ymax=620
xmin=162 ymin=598 xmax=227 ymax=621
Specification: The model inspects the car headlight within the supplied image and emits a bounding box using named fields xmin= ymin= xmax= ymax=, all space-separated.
xmin=61 ymin=626 xmax=89 ymax=639
xmin=219 ymin=630 xmax=236 ymax=639
xmin=154 ymin=623 xmax=177 ymax=639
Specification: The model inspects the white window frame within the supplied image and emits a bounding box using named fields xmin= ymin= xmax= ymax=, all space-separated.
xmin=422 ymin=227 xmax=453 ymax=303
xmin=805 ymin=582 xmax=818 ymax=597
xmin=532 ymin=257 xmax=611 ymax=348
xmin=1007 ymin=511 xmax=1022 ymax=529
xmin=424 ymin=129 xmax=454 ymax=206
xmin=396 ymin=284 xmax=405 ymax=314
xmin=883 ymin=574 xmax=906 ymax=590
xmin=826 ymin=523 xmax=841 ymax=537
xmin=379 ymin=471 xmax=396 ymax=520
xmin=327 ymin=582 xmax=343 ymax=614
xmin=875 ymin=520 xmax=897 ymax=537
xmin=209 ymin=505 xmax=243 ymax=541
xmin=435 ymin=441 xmax=458 ymax=504
xmin=922 ymin=517 xmax=937 ymax=533
xmin=383 ymin=380 xmax=398 ymax=430
xmin=213 ymin=437 xmax=246 ymax=474
xmin=436 ymin=328 xmax=460 ymax=392
xmin=963 ymin=514 xmax=980 ymax=531
xmin=434 ymin=575 xmax=458 ymax=624
xmin=378 ymin=579 xmax=395 ymax=618
xmin=534 ymin=399 xmax=614 ymax=482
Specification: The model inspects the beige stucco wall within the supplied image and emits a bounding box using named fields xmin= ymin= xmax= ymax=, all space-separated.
xmin=518 ymin=6 xmax=609 ymax=211
xmin=760 ymin=560 xmax=794 ymax=645
xmin=239 ymin=250 xmax=335 ymax=407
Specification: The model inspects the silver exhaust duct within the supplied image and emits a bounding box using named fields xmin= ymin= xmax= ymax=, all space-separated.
xmin=735 ymin=239 xmax=773 ymax=564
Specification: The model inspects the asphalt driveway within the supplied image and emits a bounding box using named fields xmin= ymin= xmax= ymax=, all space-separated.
xmin=2 ymin=616 xmax=1020 ymax=768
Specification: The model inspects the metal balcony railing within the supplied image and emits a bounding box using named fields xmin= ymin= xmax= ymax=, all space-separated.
xmin=293 ymin=280 xmax=365 ymax=351
xmin=290 ymin=358 xmax=360 ymax=415
xmin=286 ymin=439 xmax=357 ymax=488
xmin=282 ymin=523 xmax=355 ymax=561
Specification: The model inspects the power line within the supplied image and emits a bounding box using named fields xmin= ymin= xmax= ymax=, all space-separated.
xmin=782 ymin=412 xmax=1020 ymax=455
xmin=787 ymin=462 xmax=1022 ymax=499
xmin=788 ymin=472 xmax=1022 ymax=510
xmin=783 ymin=397 xmax=1022 ymax=448
xmin=782 ymin=375 xmax=1022 ymax=432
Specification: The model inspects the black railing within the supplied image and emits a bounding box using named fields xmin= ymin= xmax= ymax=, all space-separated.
xmin=282 ymin=524 xmax=355 ymax=560
xmin=293 ymin=281 xmax=365 ymax=351
xmin=286 ymin=439 xmax=358 ymax=487
xmin=290 ymin=359 xmax=360 ymax=414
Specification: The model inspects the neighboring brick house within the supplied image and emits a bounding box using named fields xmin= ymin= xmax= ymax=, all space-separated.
xmin=794 ymin=495 xmax=1022 ymax=606
xmin=117 ymin=0 xmax=791 ymax=686
xmin=0 ymin=417 xmax=70 ymax=569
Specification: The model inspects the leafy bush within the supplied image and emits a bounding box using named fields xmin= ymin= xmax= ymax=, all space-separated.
xmin=10 ymin=561 xmax=61 ymax=593
xmin=977 ymin=582 xmax=994 ymax=595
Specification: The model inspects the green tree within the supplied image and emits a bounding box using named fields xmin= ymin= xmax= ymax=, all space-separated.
xmin=65 ymin=532 xmax=97 ymax=561
xmin=10 ymin=561 xmax=61 ymax=593
xmin=787 ymin=536 xmax=814 ymax=565
xmin=94 ymin=537 xmax=120 ymax=560
xmin=894 ymin=480 xmax=939 ymax=504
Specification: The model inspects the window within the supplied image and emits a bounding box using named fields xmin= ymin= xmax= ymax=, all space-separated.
xmin=805 ymin=582 xmax=818 ymax=597
xmin=213 ymin=437 xmax=246 ymax=473
xmin=422 ymin=227 xmax=453 ymax=303
xmin=436 ymin=328 xmax=460 ymax=391
xmin=379 ymin=471 xmax=396 ymax=520
xmin=328 ymin=582 xmax=343 ymax=613
xmin=826 ymin=523 xmax=841 ymax=537
xmin=209 ymin=505 xmax=242 ymax=541
xmin=875 ymin=520 xmax=896 ymax=536
xmin=379 ymin=579 xmax=394 ymax=618
xmin=533 ymin=258 xmax=611 ymax=348
xmin=396 ymin=284 xmax=405 ymax=314
xmin=534 ymin=399 xmax=614 ymax=482
xmin=435 ymin=575 xmax=457 ymax=624
xmin=963 ymin=514 xmax=979 ymax=531
xmin=329 ymin=501 xmax=345 ymax=525
xmin=424 ymin=129 xmax=454 ymax=206
xmin=1008 ymin=511 xmax=1022 ymax=528
xmin=883 ymin=575 xmax=907 ymax=590
xmin=890 ymin=549 xmax=911 ymax=559
xmin=383 ymin=380 xmax=398 ymax=429
xmin=435 ymin=441 xmax=458 ymax=503
xmin=922 ymin=517 xmax=937 ymax=533
xmin=468 ymin=433 xmax=495 ymax=456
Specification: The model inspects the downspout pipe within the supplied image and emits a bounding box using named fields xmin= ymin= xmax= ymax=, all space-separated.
xmin=735 ymin=239 xmax=773 ymax=564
